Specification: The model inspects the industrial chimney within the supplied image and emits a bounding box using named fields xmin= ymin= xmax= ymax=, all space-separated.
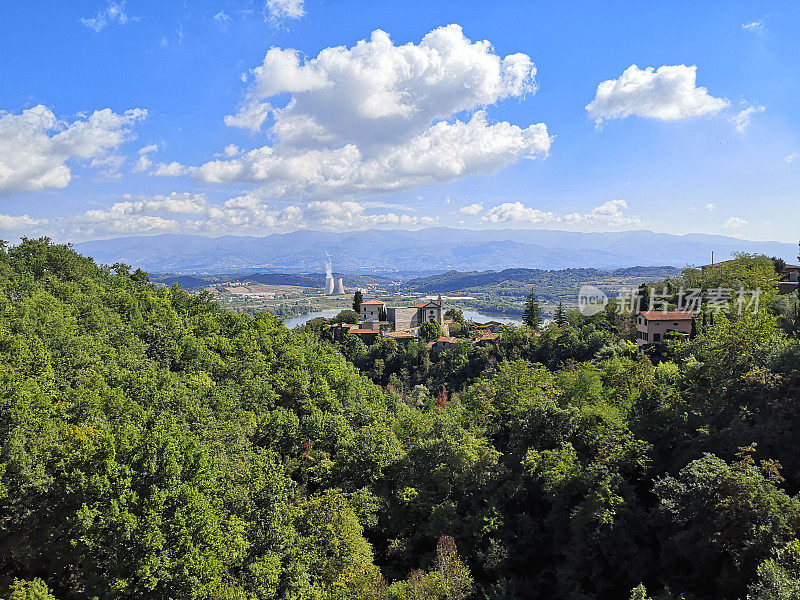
xmin=323 ymin=253 xmax=334 ymax=295
xmin=334 ymin=278 xmax=345 ymax=295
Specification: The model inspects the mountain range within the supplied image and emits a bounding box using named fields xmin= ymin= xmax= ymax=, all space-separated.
xmin=73 ymin=228 xmax=798 ymax=275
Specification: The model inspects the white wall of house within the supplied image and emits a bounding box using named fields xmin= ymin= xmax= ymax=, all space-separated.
xmin=360 ymin=304 xmax=383 ymax=321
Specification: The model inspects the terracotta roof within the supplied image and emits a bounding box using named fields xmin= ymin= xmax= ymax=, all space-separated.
xmin=385 ymin=331 xmax=416 ymax=338
xmin=425 ymin=341 xmax=435 ymax=348
xmin=478 ymin=332 xmax=501 ymax=341
xmin=413 ymin=301 xmax=434 ymax=308
xmin=639 ymin=311 xmax=696 ymax=321
xmin=348 ymin=328 xmax=380 ymax=334
xmin=361 ymin=299 xmax=386 ymax=305
xmin=435 ymin=336 xmax=459 ymax=344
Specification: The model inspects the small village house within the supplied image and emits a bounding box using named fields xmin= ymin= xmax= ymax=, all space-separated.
xmin=426 ymin=336 xmax=460 ymax=353
xmin=359 ymin=299 xmax=386 ymax=322
xmin=636 ymin=311 xmax=695 ymax=348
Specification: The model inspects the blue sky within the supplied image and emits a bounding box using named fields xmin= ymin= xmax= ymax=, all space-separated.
xmin=1 ymin=0 xmax=799 ymax=242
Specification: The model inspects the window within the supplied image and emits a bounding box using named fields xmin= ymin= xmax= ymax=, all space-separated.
xmin=654 ymin=322 xmax=660 ymax=327
xmin=653 ymin=333 xmax=661 ymax=342
xmin=673 ymin=322 xmax=679 ymax=326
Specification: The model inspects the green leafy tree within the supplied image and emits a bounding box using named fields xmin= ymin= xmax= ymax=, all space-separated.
xmin=748 ymin=539 xmax=800 ymax=600
xmin=4 ymin=579 xmax=57 ymax=600
xmin=419 ymin=320 xmax=445 ymax=341
xmin=333 ymin=309 xmax=359 ymax=324
xmin=388 ymin=536 xmax=472 ymax=600
xmin=445 ymin=308 xmax=464 ymax=323
xmin=654 ymin=453 xmax=800 ymax=598
xmin=353 ymin=290 xmax=364 ymax=313
xmin=522 ymin=288 xmax=542 ymax=330
xmin=554 ymin=302 xmax=567 ymax=327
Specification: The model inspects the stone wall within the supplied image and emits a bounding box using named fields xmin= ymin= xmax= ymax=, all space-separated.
xmin=388 ymin=307 xmax=419 ymax=330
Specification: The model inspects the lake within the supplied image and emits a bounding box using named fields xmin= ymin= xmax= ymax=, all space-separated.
xmin=282 ymin=308 xmax=523 ymax=328
xmin=282 ymin=309 xmax=343 ymax=329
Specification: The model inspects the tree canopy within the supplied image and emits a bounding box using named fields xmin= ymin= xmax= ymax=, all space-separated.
xmin=1 ymin=242 xmax=800 ymax=600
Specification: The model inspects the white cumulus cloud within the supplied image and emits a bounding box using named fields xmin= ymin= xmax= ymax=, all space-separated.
xmin=133 ymin=143 xmax=159 ymax=173
xmin=205 ymin=193 xmax=304 ymax=230
xmin=242 ymin=25 xmax=538 ymax=150
xmin=182 ymin=25 xmax=550 ymax=200
xmin=195 ymin=111 xmax=549 ymax=198
xmin=483 ymin=199 xmax=640 ymax=228
xmin=586 ymin=64 xmax=729 ymax=124
xmin=305 ymin=200 xmax=438 ymax=229
xmin=483 ymin=202 xmax=556 ymax=224
xmin=561 ymin=199 xmax=641 ymax=227
xmin=0 ymin=105 xmax=146 ymax=194
xmin=459 ymin=203 xmax=483 ymax=215
xmin=723 ymin=216 xmax=748 ymax=229
xmin=224 ymin=101 xmax=272 ymax=132
xmin=0 ymin=214 xmax=49 ymax=230
xmin=152 ymin=161 xmax=189 ymax=177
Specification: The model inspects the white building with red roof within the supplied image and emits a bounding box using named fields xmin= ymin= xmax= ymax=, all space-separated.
xmin=359 ymin=299 xmax=386 ymax=322
xmin=386 ymin=296 xmax=445 ymax=331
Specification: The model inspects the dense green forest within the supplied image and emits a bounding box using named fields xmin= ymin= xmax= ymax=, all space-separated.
xmin=1 ymin=239 xmax=800 ymax=600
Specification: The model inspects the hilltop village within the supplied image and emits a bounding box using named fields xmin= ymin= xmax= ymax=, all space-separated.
xmin=328 ymin=295 xmax=504 ymax=351
xmin=316 ymin=257 xmax=800 ymax=353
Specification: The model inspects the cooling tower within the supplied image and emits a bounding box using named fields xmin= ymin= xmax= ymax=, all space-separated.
xmin=324 ymin=275 xmax=334 ymax=295
xmin=334 ymin=278 xmax=345 ymax=295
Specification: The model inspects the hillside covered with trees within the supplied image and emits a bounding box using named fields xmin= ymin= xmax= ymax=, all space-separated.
xmin=1 ymin=239 xmax=800 ymax=600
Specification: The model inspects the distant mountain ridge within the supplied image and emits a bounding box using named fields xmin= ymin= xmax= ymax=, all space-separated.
xmin=73 ymin=228 xmax=798 ymax=275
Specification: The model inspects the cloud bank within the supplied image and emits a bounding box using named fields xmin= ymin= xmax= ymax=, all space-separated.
xmin=0 ymin=105 xmax=146 ymax=194
xmin=483 ymin=199 xmax=640 ymax=228
xmin=174 ymin=25 xmax=550 ymax=199
xmin=586 ymin=64 xmax=729 ymax=124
